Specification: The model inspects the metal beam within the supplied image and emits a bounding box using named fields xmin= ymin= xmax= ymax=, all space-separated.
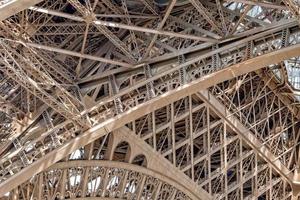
xmin=0 ymin=0 xmax=43 ymax=21
xmin=29 ymin=6 xmax=218 ymax=43
xmin=25 ymin=42 xmax=132 ymax=68
xmin=225 ymin=0 xmax=287 ymax=10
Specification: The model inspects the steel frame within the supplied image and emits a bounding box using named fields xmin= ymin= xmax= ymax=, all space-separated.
xmin=1 ymin=0 xmax=300 ymax=199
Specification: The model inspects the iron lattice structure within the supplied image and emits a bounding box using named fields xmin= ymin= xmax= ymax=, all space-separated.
xmin=1 ymin=0 xmax=300 ymax=199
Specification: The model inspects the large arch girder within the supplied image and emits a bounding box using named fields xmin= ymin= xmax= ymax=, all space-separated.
xmin=17 ymin=161 xmax=195 ymax=200
xmin=9 ymin=128 xmax=211 ymax=200
xmin=8 ymin=97 xmax=294 ymax=200
xmin=79 ymin=18 xmax=300 ymax=113
xmin=2 ymin=32 xmax=300 ymax=196
xmin=4 ymin=119 xmax=291 ymax=200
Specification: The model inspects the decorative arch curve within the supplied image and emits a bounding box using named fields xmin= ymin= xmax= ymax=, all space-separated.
xmin=112 ymin=141 xmax=131 ymax=162
xmin=131 ymin=154 xmax=147 ymax=167
xmin=13 ymin=160 xmax=199 ymax=200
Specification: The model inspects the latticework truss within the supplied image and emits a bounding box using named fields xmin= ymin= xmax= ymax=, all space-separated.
xmin=1 ymin=0 xmax=300 ymax=199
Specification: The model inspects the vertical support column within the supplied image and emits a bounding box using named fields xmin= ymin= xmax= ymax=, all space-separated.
xmin=254 ymin=152 xmax=258 ymax=197
xmin=121 ymin=0 xmax=139 ymax=59
xmin=12 ymin=138 xmax=29 ymax=166
xmin=109 ymin=75 xmax=123 ymax=114
xmin=189 ymin=95 xmax=195 ymax=181
xmin=72 ymin=87 xmax=91 ymax=125
xmin=212 ymin=44 xmax=220 ymax=71
xmin=281 ymin=28 xmax=290 ymax=48
xmin=269 ymin=167 xmax=273 ymax=200
xmin=207 ymin=100 xmax=212 ymax=195
xmin=37 ymin=174 xmax=43 ymax=200
xmin=224 ymin=122 xmax=228 ymax=200
xmin=178 ymin=55 xmax=191 ymax=176
xmin=240 ymin=137 xmax=243 ymax=200
xmin=166 ymin=101 xmax=172 ymax=162
xmin=292 ymin=174 xmax=300 ymax=198
xmin=11 ymin=188 xmax=18 ymax=200
xmin=136 ymin=175 xmax=147 ymax=199
xmin=280 ymin=28 xmax=290 ymax=84
xmin=144 ymin=64 xmax=156 ymax=99
xmin=152 ymin=111 xmax=157 ymax=151
xmin=59 ymin=169 xmax=68 ymax=200
xmin=81 ymin=142 xmax=94 ymax=198
xmin=42 ymin=110 xmax=60 ymax=147
xmin=178 ymin=54 xmax=189 ymax=120
xmin=178 ymin=55 xmax=187 ymax=85
xmin=171 ymin=102 xmax=176 ymax=166
xmin=245 ymin=41 xmax=253 ymax=60
xmin=215 ymin=0 xmax=227 ymax=34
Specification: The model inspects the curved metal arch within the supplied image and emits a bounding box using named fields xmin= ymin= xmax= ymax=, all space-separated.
xmin=111 ymin=140 xmax=131 ymax=163
xmin=14 ymin=160 xmax=200 ymax=200
xmin=131 ymin=154 xmax=147 ymax=167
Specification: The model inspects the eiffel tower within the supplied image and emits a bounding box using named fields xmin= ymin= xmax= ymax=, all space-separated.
xmin=0 ymin=0 xmax=300 ymax=199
